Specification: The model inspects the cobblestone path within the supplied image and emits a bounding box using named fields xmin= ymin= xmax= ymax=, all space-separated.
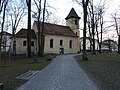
xmin=17 ymin=54 xmax=99 ymax=90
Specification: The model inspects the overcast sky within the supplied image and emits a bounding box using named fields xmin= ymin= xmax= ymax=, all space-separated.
xmin=48 ymin=0 xmax=120 ymax=20
xmin=19 ymin=0 xmax=120 ymax=40
xmin=20 ymin=0 xmax=120 ymax=26
xmin=49 ymin=0 xmax=120 ymax=40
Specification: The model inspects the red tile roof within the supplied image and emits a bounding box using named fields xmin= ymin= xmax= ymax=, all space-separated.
xmin=15 ymin=28 xmax=37 ymax=39
xmin=34 ymin=21 xmax=78 ymax=37
xmin=0 ymin=31 xmax=12 ymax=36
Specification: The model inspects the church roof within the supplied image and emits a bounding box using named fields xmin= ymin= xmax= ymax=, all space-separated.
xmin=15 ymin=28 xmax=37 ymax=39
xmin=0 ymin=31 xmax=12 ymax=36
xmin=34 ymin=21 xmax=78 ymax=37
xmin=65 ymin=8 xmax=80 ymax=20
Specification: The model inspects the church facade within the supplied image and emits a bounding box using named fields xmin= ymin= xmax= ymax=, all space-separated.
xmin=13 ymin=8 xmax=80 ymax=54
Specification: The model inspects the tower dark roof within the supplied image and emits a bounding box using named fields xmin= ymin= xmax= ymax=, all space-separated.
xmin=65 ymin=8 xmax=80 ymax=20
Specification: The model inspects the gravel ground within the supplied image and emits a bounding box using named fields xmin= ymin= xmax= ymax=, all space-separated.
xmin=17 ymin=54 xmax=99 ymax=90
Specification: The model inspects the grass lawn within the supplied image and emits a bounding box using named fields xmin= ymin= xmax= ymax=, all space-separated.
xmin=0 ymin=54 xmax=56 ymax=90
xmin=75 ymin=53 xmax=120 ymax=90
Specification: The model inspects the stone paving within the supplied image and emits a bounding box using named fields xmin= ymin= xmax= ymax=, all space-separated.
xmin=16 ymin=70 xmax=39 ymax=80
xmin=17 ymin=54 xmax=99 ymax=90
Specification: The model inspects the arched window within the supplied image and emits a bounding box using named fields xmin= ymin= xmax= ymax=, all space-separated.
xmin=31 ymin=41 xmax=34 ymax=46
xmin=69 ymin=40 xmax=72 ymax=48
xmin=60 ymin=39 xmax=63 ymax=46
xmin=23 ymin=40 xmax=26 ymax=46
xmin=50 ymin=39 xmax=53 ymax=48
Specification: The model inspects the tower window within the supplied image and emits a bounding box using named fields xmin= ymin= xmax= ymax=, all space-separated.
xmin=75 ymin=19 xmax=78 ymax=25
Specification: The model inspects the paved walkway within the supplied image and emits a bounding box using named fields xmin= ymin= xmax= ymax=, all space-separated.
xmin=17 ymin=54 xmax=99 ymax=90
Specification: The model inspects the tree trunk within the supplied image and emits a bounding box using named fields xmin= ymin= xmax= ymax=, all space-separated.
xmin=88 ymin=16 xmax=92 ymax=52
xmin=88 ymin=26 xmax=92 ymax=52
xmin=0 ymin=1 xmax=8 ymax=63
xmin=37 ymin=0 xmax=41 ymax=56
xmin=108 ymin=40 xmax=111 ymax=52
xmin=100 ymin=17 xmax=103 ymax=53
xmin=118 ymin=35 xmax=120 ymax=54
xmin=12 ymin=27 xmax=16 ymax=55
xmin=96 ymin=22 xmax=100 ymax=53
xmin=92 ymin=19 xmax=96 ymax=54
xmin=91 ymin=1 xmax=96 ymax=54
xmin=40 ymin=0 xmax=46 ymax=56
xmin=37 ymin=22 xmax=41 ymax=56
xmin=82 ymin=0 xmax=89 ymax=61
xmin=27 ymin=0 xmax=31 ymax=58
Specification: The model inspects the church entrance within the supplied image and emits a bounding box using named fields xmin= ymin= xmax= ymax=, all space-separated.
xmin=59 ymin=48 xmax=64 ymax=54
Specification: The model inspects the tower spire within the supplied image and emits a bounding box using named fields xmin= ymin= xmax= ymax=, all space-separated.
xmin=65 ymin=8 xmax=80 ymax=37
xmin=65 ymin=8 xmax=80 ymax=20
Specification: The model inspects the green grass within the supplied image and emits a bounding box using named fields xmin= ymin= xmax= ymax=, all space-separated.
xmin=88 ymin=53 xmax=120 ymax=61
xmin=75 ymin=53 xmax=120 ymax=90
xmin=0 ymin=54 xmax=56 ymax=90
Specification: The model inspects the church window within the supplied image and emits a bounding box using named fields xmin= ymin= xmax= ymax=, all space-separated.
xmin=23 ymin=40 xmax=26 ymax=46
xmin=60 ymin=39 xmax=63 ymax=46
xmin=69 ymin=40 xmax=73 ymax=48
xmin=75 ymin=19 xmax=78 ymax=25
xmin=50 ymin=39 xmax=53 ymax=48
xmin=31 ymin=41 xmax=34 ymax=46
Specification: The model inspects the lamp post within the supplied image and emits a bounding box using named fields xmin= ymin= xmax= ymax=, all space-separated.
xmin=118 ymin=28 xmax=120 ymax=54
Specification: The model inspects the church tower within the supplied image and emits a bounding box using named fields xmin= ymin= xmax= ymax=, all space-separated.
xmin=65 ymin=8 xmax=80 ymax=37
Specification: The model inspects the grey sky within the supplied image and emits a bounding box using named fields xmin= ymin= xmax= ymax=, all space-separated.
xmin=19 ymin=0 xmax=120 ymax=40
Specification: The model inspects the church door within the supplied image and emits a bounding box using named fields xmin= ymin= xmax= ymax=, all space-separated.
xmin=59 ymin=48 xmax=64 ymax=54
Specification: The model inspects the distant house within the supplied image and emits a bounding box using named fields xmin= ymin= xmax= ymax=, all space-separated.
xmin=12 ymin=8 xmax=80 ymax=54
xmin=101 ymin=39 xmax=118 ymax=52
xmin=80 ymin=37 xmax=118 ymax=52
xmin=0 ymin=31 xmax=12 ymax=51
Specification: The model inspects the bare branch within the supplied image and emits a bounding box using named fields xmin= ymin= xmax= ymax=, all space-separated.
xmin=26 ymin=0 xmax=29 ymax=6
xmin=33 ymin=0 xmax=39 ymax=9
xmin=8 ymin=0 xmax=27 ymax=31
xmin=73 ymin=0 xmax=82 ymax=6
xmin=0 ymin=0 xmax=5 ymax=13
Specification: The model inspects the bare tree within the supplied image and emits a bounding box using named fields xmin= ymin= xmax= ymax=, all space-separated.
xmin=111 ymin=12 xmax=120 ymax=53
xmin=89 ymin=0 xmax=96 ymax=54
xmin=40 ymin=0 xmax=47 ymax=56
xmin=45 ymin=10 xmax=61 ymax=24
xmin=32 ymin=0 xmax=41 ymax=56
xmin=87 ymin=0 xmax=110 ymax=54
xmin=95 ymin=0 xmax=110 ymax=53
xmin=32 ymin=0 xmax=57 ymax=56
xmin=111 ymin=13 xmax=119 ymax=35
xmin=0 ymin=0 xmax=8 ymax=62
xmin=7 ymin=0 xmax=27 ymax=55
xmin=73 ymin=0 xmax=89 ymax=60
